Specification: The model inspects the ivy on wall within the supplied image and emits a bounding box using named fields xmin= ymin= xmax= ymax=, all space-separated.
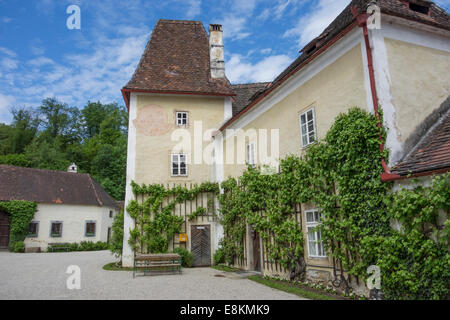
xmin=0 ymin=200 xmax=37 ymax=251
xmin=218 ymin=107 xmax=449 ymax=299
xmin=126 ymin=181 xmax=219 ymax=254
xmin=361 ymin=174 xmax=450 ymax=300
xmin=219 ymin=167 xmax=305 ymax=278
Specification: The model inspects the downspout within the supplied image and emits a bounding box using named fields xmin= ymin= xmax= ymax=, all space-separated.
xmin=351 ymin=6 xmax=401 ymax=182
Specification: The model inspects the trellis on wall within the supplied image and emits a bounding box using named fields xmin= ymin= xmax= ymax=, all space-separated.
xmin=126 ymin=181 xmax=219 ymax=254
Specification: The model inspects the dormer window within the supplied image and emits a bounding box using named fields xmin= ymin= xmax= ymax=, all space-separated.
xmin=408 ymin=2 xmax=430 ymax=15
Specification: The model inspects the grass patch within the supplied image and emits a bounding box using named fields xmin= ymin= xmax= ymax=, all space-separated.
xmin=248 ymin=275 xmax=343 ymax=300
xmin=103 ymin=262 xmax=133 ymax=271
xmin=211 ymin=264 xmax=241 ymax=272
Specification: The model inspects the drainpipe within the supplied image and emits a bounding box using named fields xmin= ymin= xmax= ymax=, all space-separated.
xmin=351 ymin=6 xmax=401 ymax=182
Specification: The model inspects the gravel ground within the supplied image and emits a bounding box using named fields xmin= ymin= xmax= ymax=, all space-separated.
xmin=0 ymin=250 xmax=303 ymax=300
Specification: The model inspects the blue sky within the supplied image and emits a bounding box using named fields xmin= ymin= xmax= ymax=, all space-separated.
xmin=0 ymin=0 xmax=449 ymax=123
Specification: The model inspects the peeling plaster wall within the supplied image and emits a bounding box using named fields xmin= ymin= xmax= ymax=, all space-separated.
xmin=372 ymin=20 xmax=450 ymax=165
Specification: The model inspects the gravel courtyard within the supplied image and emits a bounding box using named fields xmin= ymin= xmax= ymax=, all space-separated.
xmin=0 ymin=250 xmax=302 ymax=300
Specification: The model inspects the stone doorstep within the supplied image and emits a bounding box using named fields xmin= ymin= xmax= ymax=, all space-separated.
xmin=24 ymin=247 xmax=41 ymax=253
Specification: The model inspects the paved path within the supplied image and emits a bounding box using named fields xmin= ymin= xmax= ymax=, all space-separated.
xmin=0 ymin=251 xmax=302 ymax=300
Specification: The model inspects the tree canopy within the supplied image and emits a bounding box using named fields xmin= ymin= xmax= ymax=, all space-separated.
xmin=0 ymin=98 xmax=128 ymax=200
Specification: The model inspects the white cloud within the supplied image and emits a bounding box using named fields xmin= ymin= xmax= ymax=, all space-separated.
xmin=227 ymin=54 xmax=292 ymax=83
xmin=1 ymin=57 xmax=18 ymax=70
xmin=0 ymin=47 xmax=16 ymax=57
xmin=185 ymin=0 xmax=202 ymax=19
xmin=28 ymin=57 xmax=55 ymax=67
xmin=217 ymin=0 xmax=258 ymax=41
xmin=260 ymin=48 xmax=272 ymax=55
xmin=284 ymin=0 xmax=350 ymax=47
xmin=2 ymin=17 xmax=12 ymax=23
xmin=0 ymin=93 xmax=15 ymax=123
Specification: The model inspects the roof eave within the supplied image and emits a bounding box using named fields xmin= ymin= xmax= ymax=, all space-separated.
xmin=121 ymin=88 xmax=236 ymax=111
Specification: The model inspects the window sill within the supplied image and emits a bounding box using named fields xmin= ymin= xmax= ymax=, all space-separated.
xmin=26 ymin=235 xmax=38 ymax=238
xmin=50 ymin=235 xmax=62 ymax=238
xmin=308 ymin=255 xmax=327 ymax=259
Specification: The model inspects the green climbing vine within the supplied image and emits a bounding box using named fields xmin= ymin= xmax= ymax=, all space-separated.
xmin=361 ymin=173 xmax=449 ymax=300
xmin=126 ymin=181 xmax=219 ymax=254
xmin=0 ymin=200 xmax=37 ymax=251
xmin=218 ymin=107 xmax=449 ymax=299
xmin=219 ymin=167 xmax=305 ymax=275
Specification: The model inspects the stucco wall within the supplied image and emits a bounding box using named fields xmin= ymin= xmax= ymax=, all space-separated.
xmin=385 ymin=38 xmax=450 ymax=154
xmin=24 ymin=203 xmax=116 ymax=250
xmin=134 ymin=94 xmax=226 ymax=185
xmin=223 ymin=43 xmax=368 ymax=179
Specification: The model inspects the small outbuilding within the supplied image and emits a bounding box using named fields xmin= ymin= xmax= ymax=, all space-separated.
xmin=0 ymin=165 xmax=119 ymax=251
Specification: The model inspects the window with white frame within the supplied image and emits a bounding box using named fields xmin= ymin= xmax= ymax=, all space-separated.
xmin=171 ymin=153 xmax=188 ymax=176
xmin=246 ymin=142 xmax=256 ymax=167
xmin=305 ymin=210 xmax=326 ymax=258
xmin=300 ymin=108 xmax=316 ymax=147
xmin=176 ymin=111 xmax=188 ymax=126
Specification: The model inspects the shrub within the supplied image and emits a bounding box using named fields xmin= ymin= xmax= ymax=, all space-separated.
xmin=173 ymin=247 xmax=193 ymax=268
xmin=14 ymin=241 xmax=25 ymax=253
xmin=213 ymin=247 xmax=225 ymax=265
xmin=109 ymin=210 xmax=124 ymax=259
xmin=69 ymin=243 xmax=80 ymax=251
xmin=95 ymin=241 xmax=108 ymax=250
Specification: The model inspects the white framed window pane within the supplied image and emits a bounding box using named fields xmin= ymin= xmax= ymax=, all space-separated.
xmin=307 ymin=110 xmax=313 ymax=121
xmin=306 ymin=211 xmax=314 ymax=223
xmin=302 ymin=134 xmax=308 ymax=146
xmin=314 ymin=211 xmax=320 ymax=222
xmin=308 ymin=121 xmax=314 ymax=133
xmin=300 ymin=114 xmax=306 ymax=126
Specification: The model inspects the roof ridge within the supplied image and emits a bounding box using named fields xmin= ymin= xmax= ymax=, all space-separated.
xmin=0 ymin=164 xmax=89 ymax=176
xmin=87 ymin=174 xmax=103 ymax=207
xmin=401 ymin=95 xmax=450 ymax=162
xmin=157 ymin=19 xmax=203 ymax=24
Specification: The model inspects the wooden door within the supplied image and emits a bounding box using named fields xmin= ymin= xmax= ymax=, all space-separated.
xmin=0 ymin=211 xmax=10 ymax=249
xmin=251 ymin=227 xmax=261 ymax=272
xmin=191 ymin=225 xmax=211 ymax=267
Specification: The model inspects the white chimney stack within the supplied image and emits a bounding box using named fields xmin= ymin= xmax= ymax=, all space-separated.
xmin=209 ymin=24 xmax=225 ymax=79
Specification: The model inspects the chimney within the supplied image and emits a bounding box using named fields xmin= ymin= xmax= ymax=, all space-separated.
xmin=209 ymin=24 xmax=225 ymax=79
xmin=67 ymin=163 xmax=78 ymax=173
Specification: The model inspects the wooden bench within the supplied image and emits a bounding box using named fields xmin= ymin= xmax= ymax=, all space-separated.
xmin=48 ymin=243 xmax=71 ymax=252
xmin=133 ymin=253 xmax=182 ymax=278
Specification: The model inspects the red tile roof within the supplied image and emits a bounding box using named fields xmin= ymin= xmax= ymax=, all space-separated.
xmin=393 ymin=99 xmax=450 ymax=176
xmin=123 ymin=19 xmax=234 ymax=96
xmin=231 ymin=83 xmax=271 ymax=116
xmin=0 ymin=165 xmax=119 ymax=208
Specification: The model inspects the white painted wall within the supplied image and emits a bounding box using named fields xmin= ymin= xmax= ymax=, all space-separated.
xmin=122 ymin=92 xmax=137 ymax=267
xmin=24 ymin=203 xmax=117 ymax=250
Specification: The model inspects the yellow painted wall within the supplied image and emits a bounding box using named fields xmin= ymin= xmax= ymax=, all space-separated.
xmin=223 ymin=44 xmax=368 ymax=178
xmin=385 ymin=38 xmax=450 ymax=143
xmin=134 ymin=94 xmax=225 ymax=185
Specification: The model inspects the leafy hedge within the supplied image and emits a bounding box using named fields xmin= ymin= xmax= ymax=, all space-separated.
xmin=48 ymin=241 xmax=109 ymax=252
